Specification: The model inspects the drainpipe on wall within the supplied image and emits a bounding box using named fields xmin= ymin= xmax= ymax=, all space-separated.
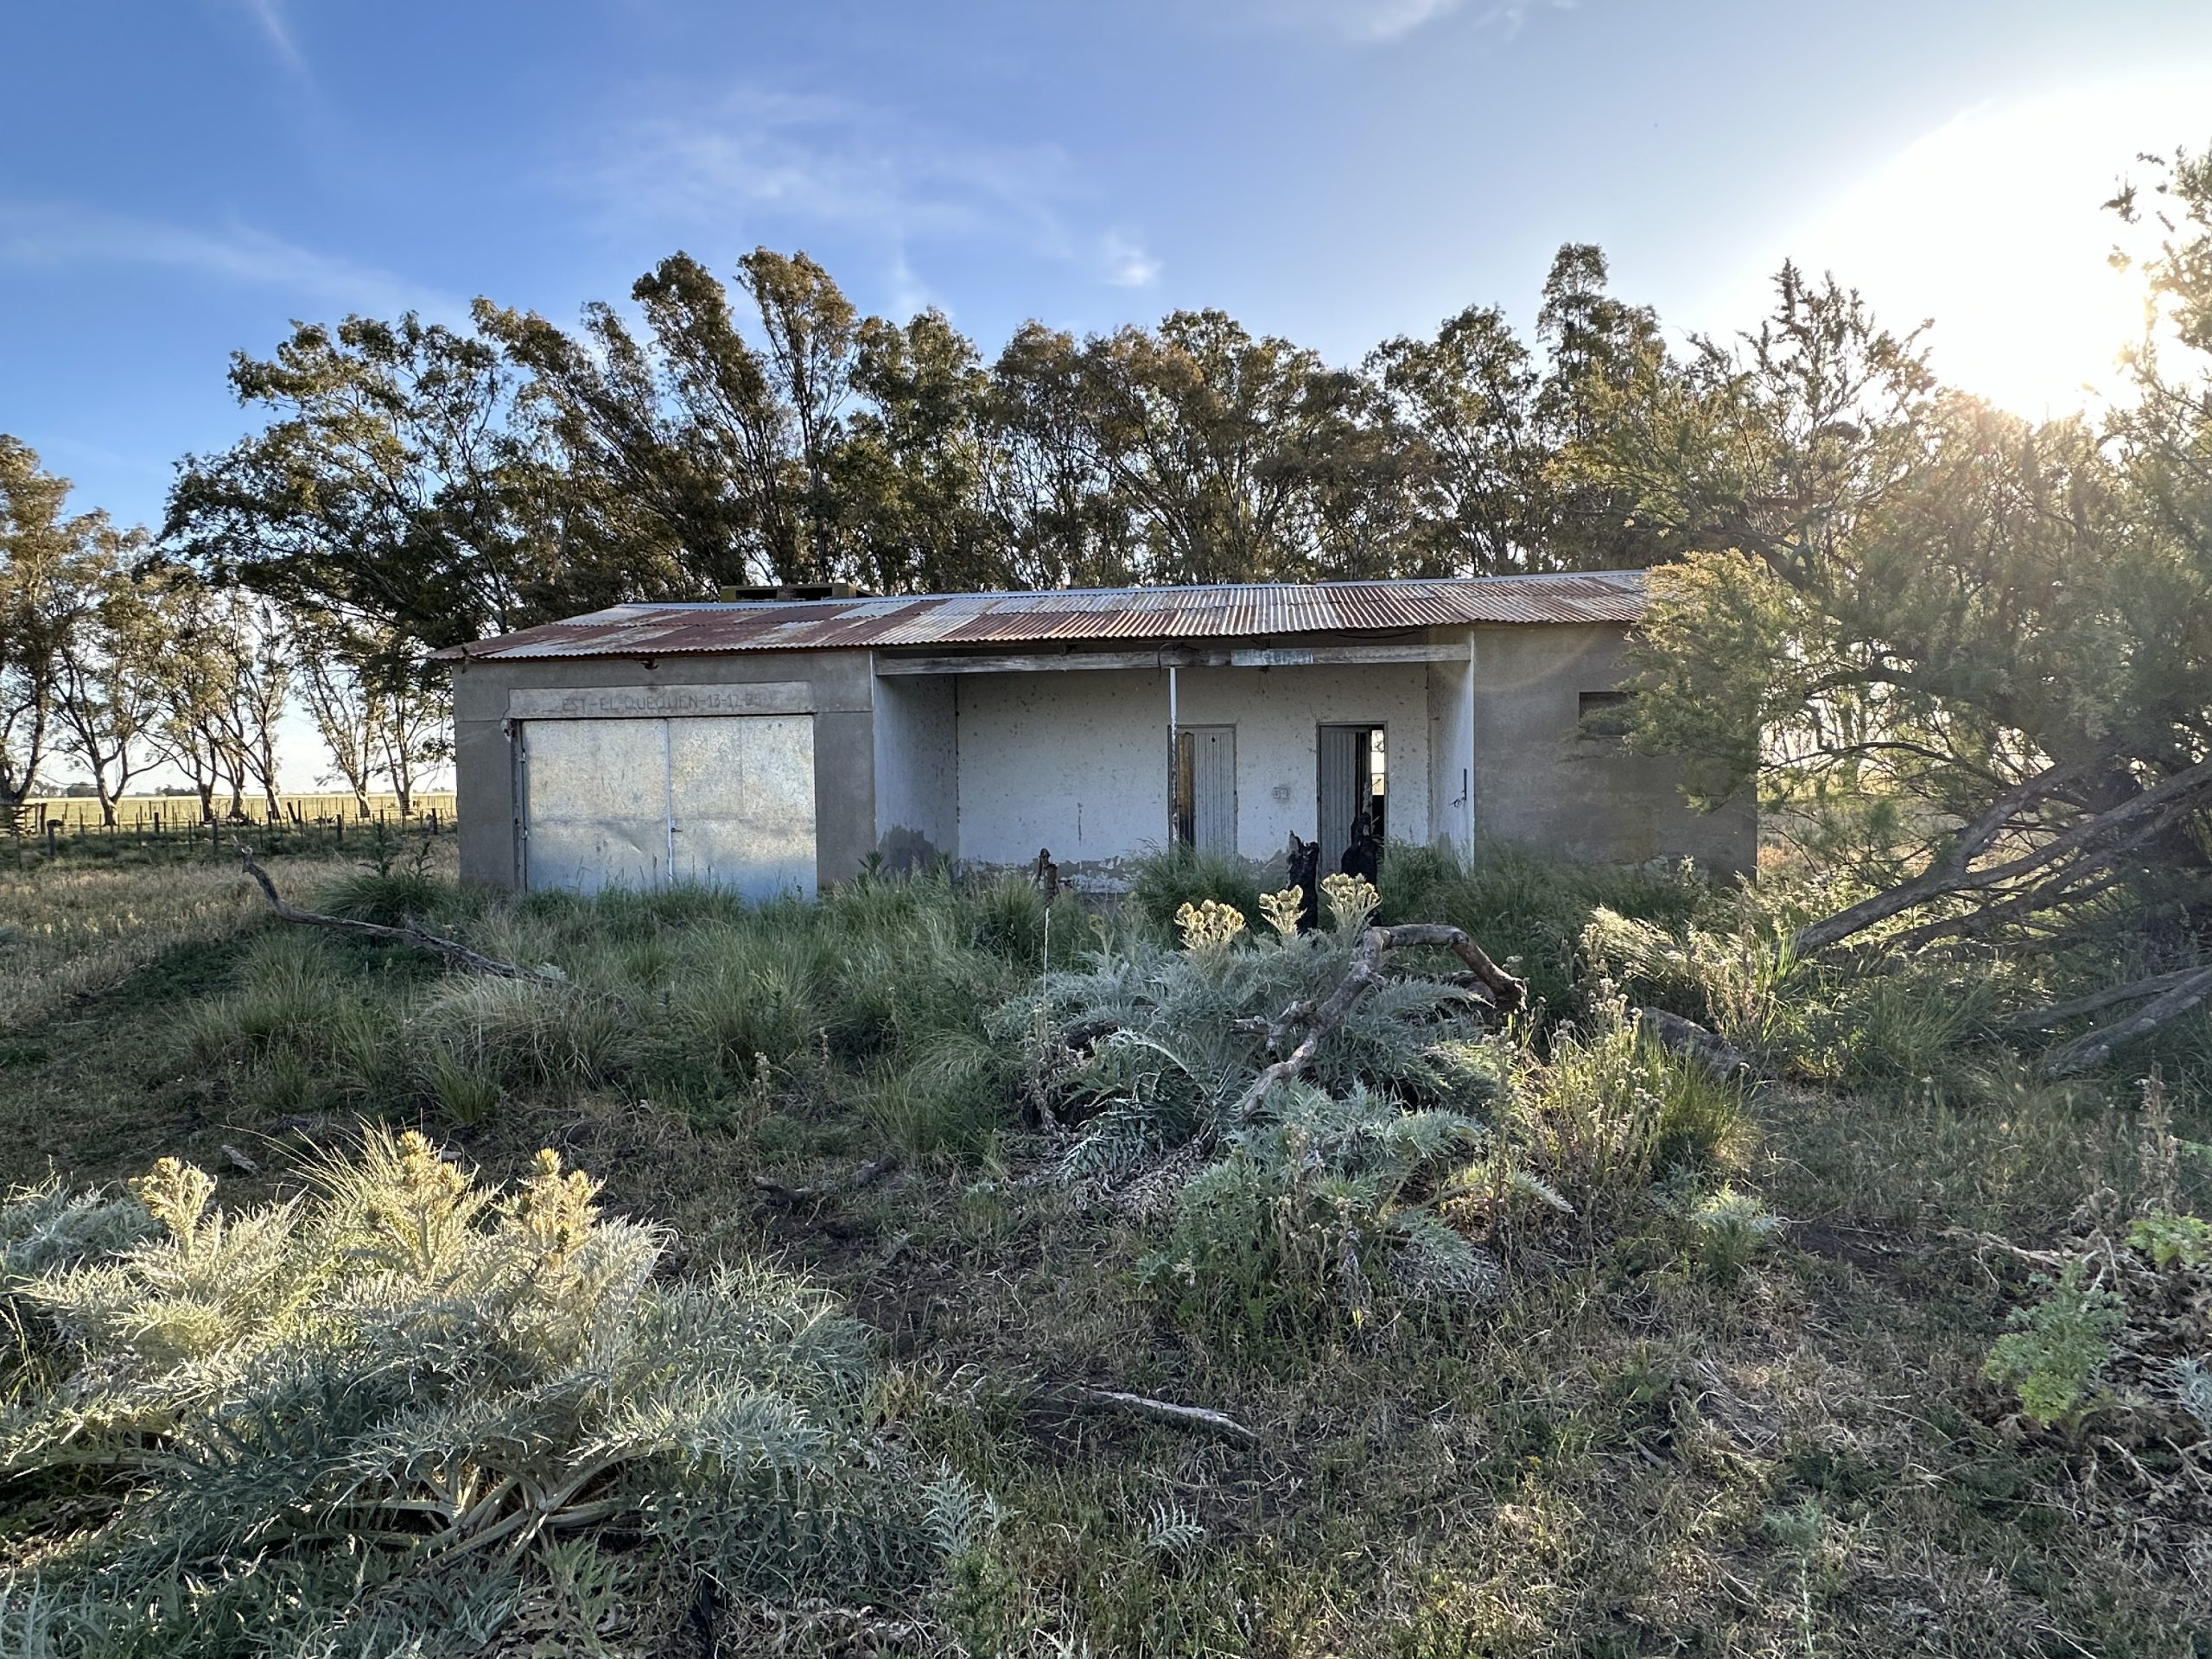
xmin=1166 ymin=662 xmax=1179 ymax=846
xmin=1464 ymin=632 xmax=1477 ymax=858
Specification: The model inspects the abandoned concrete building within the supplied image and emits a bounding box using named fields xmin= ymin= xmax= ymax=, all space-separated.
xmin=433 ymin=573 xmax=1754 ymax=900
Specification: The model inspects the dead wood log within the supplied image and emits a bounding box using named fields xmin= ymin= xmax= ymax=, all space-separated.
xmin=1636 ymin=1007 xmax=1764 ymax=1078
xmin=752 ymin=1155 xmax=899 ymax=1205
xmin=1074 ymin=1387 xmax=1259 ymax=1444
xmin=237 ymin=850 xmax=559 ymax=982
xmin=2011 ymin=969 xmax=2202 ymax=1032
xmin=2038 ymin=966 xmax=2212 ymax=1078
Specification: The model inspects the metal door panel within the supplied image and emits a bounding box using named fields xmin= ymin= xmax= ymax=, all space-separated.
xmin=1187 ymin=727 xmax=1236 ymax=857
xmin=523 ymin=719 xmax=669 ymax=893
xmin=667 ymin=715 xmax=817 ymax=900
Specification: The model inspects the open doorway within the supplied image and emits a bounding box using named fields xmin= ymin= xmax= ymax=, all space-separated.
xmin=1316 ymin=724 xmax=1386 ymax=876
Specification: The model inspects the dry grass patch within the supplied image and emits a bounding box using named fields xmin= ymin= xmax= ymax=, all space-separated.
xmin=0 ymin=863 xmax=276 ymax=1031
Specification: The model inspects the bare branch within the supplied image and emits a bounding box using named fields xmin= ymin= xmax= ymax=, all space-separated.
xmin=1795 ymin=755 xmax=2212 ymax=955
xmin=2038 ymin=966 xmax=2212 ymax=1078
xmin=237 ymin=850 xmax=558 ymax=982
xmin=1074 ymin=1388 xmax=1259 ymax=1445
xmin=2012 ymin=969 xmax=2204 ymax=1032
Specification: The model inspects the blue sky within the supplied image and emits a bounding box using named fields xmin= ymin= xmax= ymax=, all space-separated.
xmin=6 ymin=0 xmax=2212 ymax=536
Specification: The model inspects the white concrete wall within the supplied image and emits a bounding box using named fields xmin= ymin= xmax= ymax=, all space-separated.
xmin=951 ymin=662 xmax=1432 ymax=875
xmin=871 ymin=672 xmax=957 ymax=870
xmin=953 ymin=669 xmax=1170 ymax=872
xmin=1467 ymin=623 xmax=1756 ymax=877
xmin=1425 ymin=645 xmax=1474 ymax=859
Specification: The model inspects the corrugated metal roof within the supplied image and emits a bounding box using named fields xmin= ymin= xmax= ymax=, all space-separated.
xmin=433 ymin=571 xmax=1648 ymax=662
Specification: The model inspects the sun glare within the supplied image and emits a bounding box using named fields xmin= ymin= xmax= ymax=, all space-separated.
xmin=1733 ymin=79 xmax=2207 ymax=421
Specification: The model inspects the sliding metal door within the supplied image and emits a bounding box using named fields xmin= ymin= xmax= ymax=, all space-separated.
xmin=667 ymin=715 xmax=817 ymax=901
xmin=520 ymin=718 xmax=671 ymax=894
xmin=522 ymin=714 xmax=817 ymax=898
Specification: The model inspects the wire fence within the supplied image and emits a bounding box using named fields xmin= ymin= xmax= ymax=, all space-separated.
xmin=5 ymin=794 xmax=459 ymax=869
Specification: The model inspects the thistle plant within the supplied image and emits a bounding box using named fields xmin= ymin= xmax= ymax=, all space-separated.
xmin=0 ymin=1130 xmax=967 ymax=1655
xmin=1173 ymin=898 xmax=1248 ymax=950
xmin=997 ymin=918 xmax=1503 ymax=1186
xmin=1320 ymin=873 xmax=1380 ymax=931
xmin=1141 ymin=1081 xmax=1498 ymax=1335
xmin=1257 ymin=887 xmax=1306 ymax=938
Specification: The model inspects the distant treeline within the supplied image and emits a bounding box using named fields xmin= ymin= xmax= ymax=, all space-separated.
xmin=156 ymin=242 xmax=1695 ymax=662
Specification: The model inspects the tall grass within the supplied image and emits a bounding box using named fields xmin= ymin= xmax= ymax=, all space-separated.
xmin=0 ymin=856 xmax=368 ymax=1032
xmin=175 ymin=866 xmax=1067 ymax=1161
xmin=1378 ymin=842 xmax=1713 ymax=1014
xmin=1126 ymin=847 xmax=1266 ymax=940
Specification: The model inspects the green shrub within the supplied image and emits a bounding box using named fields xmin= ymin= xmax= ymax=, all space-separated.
xmin=1688 ymin=1185 xmax=1783 ymax=1284
xmin=0 ymin=1132 xmax=972 ymax=1655
xmin=664 ymin=933 xmax=827 ymax=1077
xmin=1141 ymin=1082 xmax=1497 ymax=1340
xmin=1983 ymin=1258 xmax=2127 ymax=1425
xmin=316 ymin=865 xmax=453 ymax=928
xmin=1580 ymin=906 xmax=1804 ymax=1052
xmin=1126 ymin=847 xmax=1266 ymax=942
xmin=1378 ymin=843 xmax=1710 ymax=1015
xmin=174 ymin=932 xmax=404 ymax=1114
xmin=1510 ymin=995 xmax=1751 ymax=1215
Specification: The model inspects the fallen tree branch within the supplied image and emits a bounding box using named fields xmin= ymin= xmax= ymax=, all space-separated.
xmin=1637 ymin=1007 xmax=1764 ymax=1077
xmin=1793 ymin=754 xmax=2212 ymax=956
xmin=1369 ymin=924 xmax=1528 ymax=1013
xmin=1221 ymin=925 xmax=1526 ymax=1128
xmin=752 ymin=1156 xmax=899 ymax=1205
xmin=2012 ymin=969 xmax=2203 ymax=1032
xmin=1073 ymin=1387 xmax=1259 ymax=1445
xmin=238 ymin=851 xmax=559 ymax=982
xmin=2038 ymin=966 xmax=2212 ymax=1078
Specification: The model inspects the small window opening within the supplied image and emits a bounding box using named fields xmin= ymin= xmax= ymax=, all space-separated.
xmin=1578 ymin=690 xmax=1634 ymax=741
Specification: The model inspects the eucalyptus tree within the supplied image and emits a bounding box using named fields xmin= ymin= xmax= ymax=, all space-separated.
xmin=480 ymin=249 xmax=866 ymax=591
xmin=0 ymin=439 xmax=130 ymax=823
xmin=165 ymin=313 xmax=569 ymax=663
xmin=51 ymin=539 xmax=165 ymax=824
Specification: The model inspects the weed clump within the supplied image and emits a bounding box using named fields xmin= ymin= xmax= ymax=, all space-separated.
xmin=0 ymin=1131 xmax=974 ymax=1655
xmin=1128 ymin=846 xmax=1265 ymax=941
xmin=1141 ymin=1082 xmax=1497 ymax=1341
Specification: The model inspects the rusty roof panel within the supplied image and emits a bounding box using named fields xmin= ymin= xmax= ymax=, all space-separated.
xmin=433 ymin=572 xmax=1648 ymax=662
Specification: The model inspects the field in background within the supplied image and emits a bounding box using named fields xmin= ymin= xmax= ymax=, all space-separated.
xmin=22 ymin=791 xmax=455 ymax=830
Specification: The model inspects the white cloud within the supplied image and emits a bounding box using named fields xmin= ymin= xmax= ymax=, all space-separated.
xmin=581 ymin=86 xmax=1170 ymax=304
xmin=584 ymin=87 xmax=1076 ymax=255
xmin=1256 ymin=0 xmax=1573 ymax=44
xmin=0 ymin=201 xmax=463 ymax=321
xmin=236 ymin=0 xmax=306 ymax=73
xmin=1102 ymin=232 xmax=1162 ymax=288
